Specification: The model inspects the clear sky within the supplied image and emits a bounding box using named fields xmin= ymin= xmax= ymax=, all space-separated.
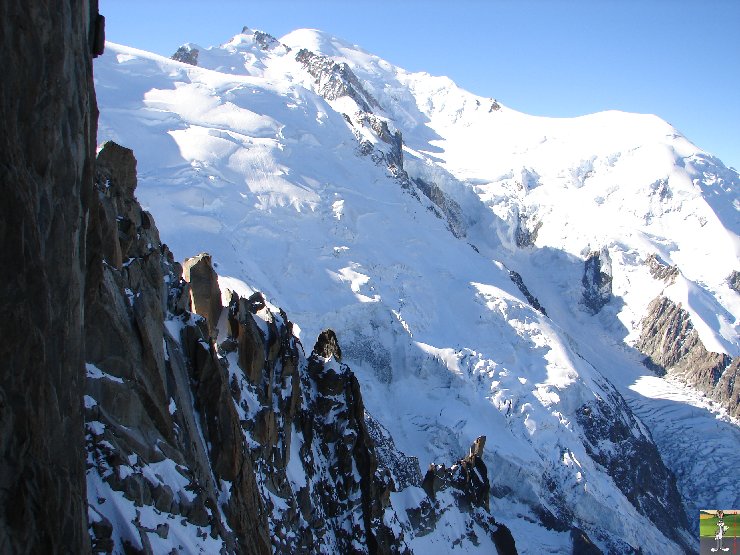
xmin=100 ymin=0 xmax=740 ymax=170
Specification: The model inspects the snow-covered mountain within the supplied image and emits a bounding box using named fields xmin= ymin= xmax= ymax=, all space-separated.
xmin=93 ymin=26 xmax=740 ymax=553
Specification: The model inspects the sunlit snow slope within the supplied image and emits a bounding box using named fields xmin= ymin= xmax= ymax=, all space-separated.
xmin=95 ymin=27 xmax=739 ymax=554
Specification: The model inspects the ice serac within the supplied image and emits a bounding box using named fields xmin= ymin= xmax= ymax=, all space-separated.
xmin=0 ymin=1 xmax=99 ymax=552
xmin=637 ymin=295 xmax=740 ymax=418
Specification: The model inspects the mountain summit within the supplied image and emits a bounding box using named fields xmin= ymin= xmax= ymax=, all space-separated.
xmin=91 ymin=26 xmax=739 ymax=553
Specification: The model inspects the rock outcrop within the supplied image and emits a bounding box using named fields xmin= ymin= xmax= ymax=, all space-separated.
xmin=0 ymin=1 xmax=100 ymax=552
xmin=85 ymin=141 xmax=271 ymax=554
xmin=636 ymin=295 xmax=740 ymax=418
xmin=729 ymin=270 xmax=740 ymax=294
xmin=411 ymin=176 xmax=467 ymax=239
xmin=421 ymin=436 xmax=490 ymax=510
xmin=296 ymin=48 xmax=380 ymax=113
xmin=409 ymin=438 xmax=517 ymax=554
xmin=183 ymin=252 xmax=222 ymax=338
xmin=171 ymin=44 xmax=199 ymax=66
xmin=582 ymin=248 xmax=612 ymax=314
xmin=509 ymin=270 xmax=547 ymax=316
xmin=646 ymin=253 xmax=679 ymax=284
xmin=575 ymin=379 xmax=693 ymax=552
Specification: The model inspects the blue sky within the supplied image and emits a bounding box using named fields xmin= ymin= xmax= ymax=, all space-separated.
xmin=100 ymin=0 xmax=740 ymax=170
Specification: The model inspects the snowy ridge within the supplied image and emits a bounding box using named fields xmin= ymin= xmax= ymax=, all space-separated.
xmin=94 ymin=28 xmax=739 ymax=553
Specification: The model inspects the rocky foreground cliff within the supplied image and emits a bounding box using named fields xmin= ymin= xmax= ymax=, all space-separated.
xmin=1 ymin=1 xmax=100 ymax=552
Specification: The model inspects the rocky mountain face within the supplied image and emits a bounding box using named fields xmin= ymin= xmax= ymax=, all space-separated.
xmin=294 ymin=44 xmax=468 ymax=240
xmin=574 ymin=378 xmax=691 ymax=551
xmin=296 ymin=48 xmax=380 ymax=113
xmin=84 ymin=141 xmax=514 ymax=552
xmin=0 ymin=1 xmax=100 ymax=552
xmin=637 ymin=295 xmax=740 ymax=418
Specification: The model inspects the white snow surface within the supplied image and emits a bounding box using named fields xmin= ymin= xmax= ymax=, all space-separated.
xmin=95 ymin=28 xmax=739 ymax=553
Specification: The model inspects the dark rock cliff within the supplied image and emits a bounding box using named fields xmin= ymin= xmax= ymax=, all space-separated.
xmin=582 ymin=248 xmax=612 ymax=314
xmin=85 ymin=142 xmax=271 ymax=554
xmin=0 ymin=2 xmax=99 ymax=552
xmin=296 ymin=48 xmax=380 ymax=114
xmin=637 ymin=295 xmax=740 ymax=418
xmin=575 ymin=379 xmax=693 ymax=552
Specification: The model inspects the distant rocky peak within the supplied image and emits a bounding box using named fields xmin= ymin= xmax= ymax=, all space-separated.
xmin=253 ymin=30 xmax=280 ymax=50
xmin=171 ymin=44 xmax=199 ymax=66
xmin=215 ymin=27 xmax=291 ymax=58
xmin=295 ymin=48 xmax=379 ymax=113
xmin=236 ymin=26 xmax=283 ymax=50
xmin=645 ymin=253 xmax=679 ymax=284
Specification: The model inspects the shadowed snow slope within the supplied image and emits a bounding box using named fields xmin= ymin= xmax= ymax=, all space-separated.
xmin=95 ymin=28 xmax=739 ymax=554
